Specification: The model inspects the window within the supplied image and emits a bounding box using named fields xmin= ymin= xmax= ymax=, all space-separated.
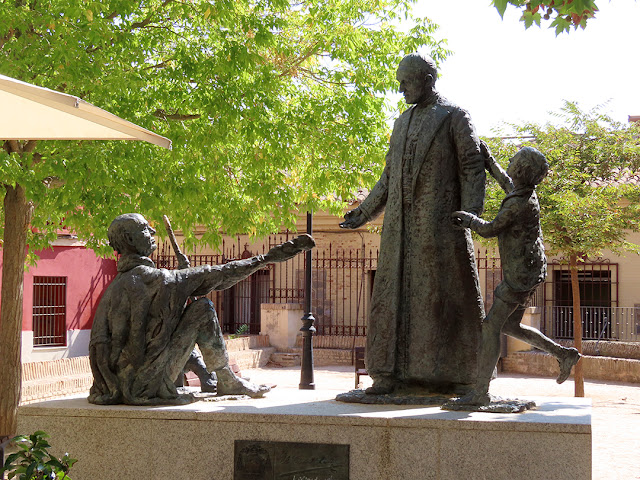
xmin=32 ymin=276 xmax=67 ymax=347
xmin=548 ymin=263 xmax=617 ymax=340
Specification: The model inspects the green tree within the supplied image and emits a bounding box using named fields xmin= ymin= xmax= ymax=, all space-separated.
xmin=484 ymin=101 xmax=640 ymax=396
xmin=0 ymin=0 xmax=448 ymax=438
xmin=493 ymin=0 xmax=599 ymax=34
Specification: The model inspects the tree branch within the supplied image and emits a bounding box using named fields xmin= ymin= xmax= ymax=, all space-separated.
xmin=278 ymin=42 xmax=322 ymax=77
xmin=153 ymin=109 xmax=201 ymax=121
xmin=130 ymin=15 xmax=153 ymax=30
xmin=130 ymin=0 xmax=176 ymax=30
xmin=0 ymin=28 xmax=15 ymax=49
xmin=7 ymin=140 xmax=20 ymax=153
xmin=23 ymin=140 xmax=37 ymax=153
xmin=144 ymin=58 xmax=175 ymax=70
xmin=42 ymin=176 xmax=65 ymax=188
xmin=297 ymin=67 xmax=351 ymax=86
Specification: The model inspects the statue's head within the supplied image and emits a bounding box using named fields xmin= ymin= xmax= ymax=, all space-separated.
xmin=108 ymin=213 xmax=157 ymax=257
xmin=508 ymin=147 xmax=549 ymax=187
xmin=396 ymin=53 xmax=438 ymax=105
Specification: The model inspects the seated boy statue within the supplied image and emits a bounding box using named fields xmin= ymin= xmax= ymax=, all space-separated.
xmin=89 ymin=213 xmax=314 ymax=405
xmin=451 ymin=146 xmax=580 ymax=405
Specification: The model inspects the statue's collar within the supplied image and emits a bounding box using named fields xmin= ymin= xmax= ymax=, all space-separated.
xmin=505 ymin=186 xmax=535 ymax=201
xmin=414 ymin=91 xmax=440 ymax=110
xmin=117 ymin=254 xmax=156 ymax=272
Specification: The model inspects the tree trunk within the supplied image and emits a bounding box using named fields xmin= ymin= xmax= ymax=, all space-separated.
xmin=0 ymin=182 xmax=33 ymax=439
xmin=569 ymin=254 xmax=584 ymax=397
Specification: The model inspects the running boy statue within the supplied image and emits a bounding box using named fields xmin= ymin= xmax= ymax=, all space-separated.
xmin=451 ymin=146 xmax=580 ymax=406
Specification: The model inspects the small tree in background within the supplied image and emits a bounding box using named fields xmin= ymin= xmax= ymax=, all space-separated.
xmin=484 ymin=101 xmax=640 ymax=396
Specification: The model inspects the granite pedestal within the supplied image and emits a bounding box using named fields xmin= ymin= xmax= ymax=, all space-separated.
xmin=17 ymin=388 xmax=591 ymax=479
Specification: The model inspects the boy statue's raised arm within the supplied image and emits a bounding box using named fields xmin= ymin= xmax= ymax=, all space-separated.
xmin=481 ymin=141 xmax=514 ymax=194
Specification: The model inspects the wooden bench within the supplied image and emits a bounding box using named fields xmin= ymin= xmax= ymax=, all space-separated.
xmin=354 ymin=347 xmax=369 ymax=388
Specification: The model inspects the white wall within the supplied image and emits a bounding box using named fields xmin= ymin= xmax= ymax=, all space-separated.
xmin=21 ymin=329 xmax=91 ymax=363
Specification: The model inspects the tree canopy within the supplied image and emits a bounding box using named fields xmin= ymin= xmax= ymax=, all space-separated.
xmin=1 ymin=0 xmax=448 ymax=251
xmin=493 ymin=0 xmax=599 ymax=34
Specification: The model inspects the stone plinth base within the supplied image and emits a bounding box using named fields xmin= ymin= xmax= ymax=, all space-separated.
xmin=17 ymin=389 xmax=591 ymax=480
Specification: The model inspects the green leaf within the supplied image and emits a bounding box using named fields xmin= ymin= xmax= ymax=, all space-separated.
xmin=24 ymin=462 xmax=36 ymax=480
xmin=521 ymin=11 xmax=542 ymax=29
xmin=492 ymin=0 xmax=509 ymax=18
xmin=45 ymin=459 xmax=64 ymax=471
xmin=4 ymin=453 xmax=22 ymax=467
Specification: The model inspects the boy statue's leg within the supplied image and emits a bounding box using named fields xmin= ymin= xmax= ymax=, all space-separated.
xmin=452 ymin=298 xmax=517 ymax=405
xmin=192 ymin=298 xmax=271 ymax=398
xmin=475 ymin=298 xmax=519 ymax=401
xmin=502 ymin=311 xmax=580 ymax=384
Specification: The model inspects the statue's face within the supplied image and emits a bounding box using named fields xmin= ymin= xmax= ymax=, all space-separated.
xmin=396 ymin=67 xmax=431 ymax=105
xmin=507 ymin=151 xmax=525 ymax=180
xmin=127 ymin=214 xmax=157 ymax=257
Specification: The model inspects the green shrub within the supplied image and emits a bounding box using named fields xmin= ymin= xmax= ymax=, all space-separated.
xmin=229 ymin=323 xmax=250 ymax=339
xmin=1 ymin=431 xmax=76 ymax=480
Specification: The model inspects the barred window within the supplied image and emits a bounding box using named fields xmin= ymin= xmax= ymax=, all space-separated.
xmin=32 ymin=276 xmax=67 ymax=347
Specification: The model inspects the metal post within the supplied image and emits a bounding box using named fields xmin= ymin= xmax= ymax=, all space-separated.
xmin=299 ymin=211 xmax=316 ymax=389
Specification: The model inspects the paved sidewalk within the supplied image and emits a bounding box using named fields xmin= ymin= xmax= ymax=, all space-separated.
xmin=244 ymin=365 xmax=640 ymax=480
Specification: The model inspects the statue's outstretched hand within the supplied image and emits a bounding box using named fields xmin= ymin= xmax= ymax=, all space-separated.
xmin=339 ymin=208 xmax=367 ymax=229
xmin=265 ymin=234 xmax=315 ymax=263
xmin=451 ymin=211 xmax=475 ymax=229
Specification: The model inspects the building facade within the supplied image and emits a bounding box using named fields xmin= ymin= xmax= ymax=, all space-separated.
xmin=0 ymin=236 xmax=117 ymax=363
xmin=3 ymin=208 xmax=639 ymax=364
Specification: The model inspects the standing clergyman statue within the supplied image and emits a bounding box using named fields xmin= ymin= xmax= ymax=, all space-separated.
xmin=89 ymin=213 xmax=315 ymax=405
xmin=340 ymin=53 xmax=486 ymax=395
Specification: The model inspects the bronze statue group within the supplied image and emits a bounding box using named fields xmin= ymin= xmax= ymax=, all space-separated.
xmin=88 ymin=52 xmax=579 ymax=408
xmin=340 ymin=52 xmax=579 ymax=406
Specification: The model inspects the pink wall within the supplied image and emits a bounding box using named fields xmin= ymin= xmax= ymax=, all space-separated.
xmin=0 ymin=245 xmax=117 ymax=332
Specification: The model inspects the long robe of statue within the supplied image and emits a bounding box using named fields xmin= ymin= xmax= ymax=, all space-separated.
xmin=358 ymin=93 xmax=486 ymax=394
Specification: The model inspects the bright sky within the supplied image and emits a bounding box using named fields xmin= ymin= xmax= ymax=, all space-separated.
xmin=406 ymin=0 xmax=640 ymax=137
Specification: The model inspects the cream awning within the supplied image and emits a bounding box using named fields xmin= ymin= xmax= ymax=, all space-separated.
xmin=0 ymin=74 xmax=171 ymax=149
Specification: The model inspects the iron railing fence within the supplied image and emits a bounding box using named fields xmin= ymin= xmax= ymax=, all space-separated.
xmin=542 ymin=306 xmax=639 ymax=342
xmin=152 ymin=236 xmax=378 ymax=336
xmin=153 ymin=238 xmax=273 ymax=335
xmin=153 ymin=241 xmax=637 ymax=342
xmin=476 ymin=248 xmax=503 ymax=312
xmin=475 ymin=248 xmax=543 ymax=310
xmin=474 ymin=249 xmax=639 ymax=342
xmin=311 ymin=245 xmax=377 ymax=337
